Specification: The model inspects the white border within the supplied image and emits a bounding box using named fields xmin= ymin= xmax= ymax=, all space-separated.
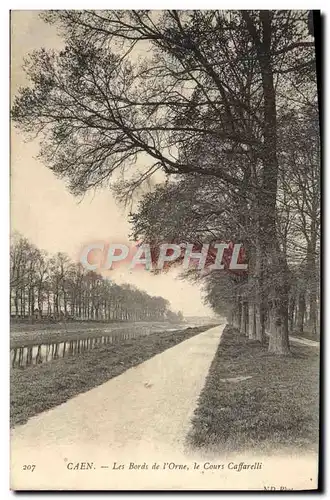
xmin=3 ymin=4 xmax=329 ymax=499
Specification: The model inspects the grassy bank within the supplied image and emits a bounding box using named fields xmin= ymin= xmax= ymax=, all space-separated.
xmin=187 ymin=325 xmax=319 ymax=455
xmin=11 ymin=324 xmax=215 ymax=428
xmin=10 ymin=320 xmax=189 ymax=347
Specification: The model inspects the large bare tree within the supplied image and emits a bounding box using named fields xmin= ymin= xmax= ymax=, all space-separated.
xmin=12 ymin=10 xmax=317 ymax=353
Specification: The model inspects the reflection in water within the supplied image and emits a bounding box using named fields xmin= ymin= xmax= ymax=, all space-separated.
xmin=11 ymin=331 xmax=140 ymax=369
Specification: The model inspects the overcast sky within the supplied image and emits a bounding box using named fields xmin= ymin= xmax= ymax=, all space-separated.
xmin=10 ymin=11 xmax=214 ymax=317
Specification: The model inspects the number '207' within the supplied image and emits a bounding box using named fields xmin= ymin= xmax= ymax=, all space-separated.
xmin=23 ymin=465 xmax=36 ymax=472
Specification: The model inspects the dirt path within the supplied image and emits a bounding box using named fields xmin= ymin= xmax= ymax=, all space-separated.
xmin=289 ymin=335 xmax=319 ymax=347
xmin=11 ymin=325 xmax=224 ymax=489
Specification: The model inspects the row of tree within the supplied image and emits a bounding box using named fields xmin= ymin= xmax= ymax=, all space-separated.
xmin=12 ymin=10 xmax=320 ymax=352
xmin=131 ymin=103 xmax=320 ymax=340
xmin=10 ymin=233 xmax=183 ymax=323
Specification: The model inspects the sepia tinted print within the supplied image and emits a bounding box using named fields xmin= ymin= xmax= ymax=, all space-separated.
xmin=10 ymin=10 xmax=320 ymax=491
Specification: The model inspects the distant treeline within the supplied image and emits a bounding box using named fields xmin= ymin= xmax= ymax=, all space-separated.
xmin=10 ymin=233 xmax=183 ymax=323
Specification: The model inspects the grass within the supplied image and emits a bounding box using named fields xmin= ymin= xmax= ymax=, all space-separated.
xmin=186 ymin=325 xmax=319 ymax=455
xmin=10 ymin=320 xmax=189 ymax=347
xmin=11 ymin=324 xmax=215 ymax=428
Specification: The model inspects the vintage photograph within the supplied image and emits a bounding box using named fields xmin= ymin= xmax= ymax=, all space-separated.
xmin=10 ymin=9 xmax=320 ymax=490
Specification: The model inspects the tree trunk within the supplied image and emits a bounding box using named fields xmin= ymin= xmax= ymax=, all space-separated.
xmin=240 ymin=300 xmax=248 ymax=336
xmin=248 ymin=303 xmax=256 ymax=340
xmin=297 ymin=291 xmax=306 ymax=334
xmin=288 ymin=294 xmax=295 ymax=333
xmin=255 ymin=10 xmax=290 ymax=354
xmin=307 ymin=241 xmax=318 ymax=336
xmin=236 ymin=296 xmax=242 ymax=331
xmin=15 ymin=290 xmax=19 ymax=317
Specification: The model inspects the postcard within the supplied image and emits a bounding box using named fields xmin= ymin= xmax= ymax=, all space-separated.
xmin=10 ymin=9 xmax=320 ymax=491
